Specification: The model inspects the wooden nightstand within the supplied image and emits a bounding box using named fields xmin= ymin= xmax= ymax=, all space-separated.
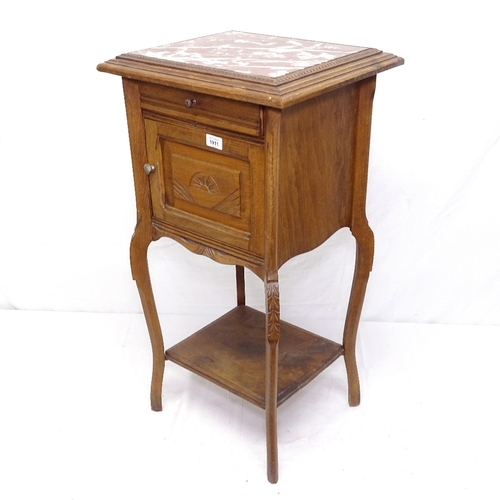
xmin=97 ymin=31 xmax=403 ymax=483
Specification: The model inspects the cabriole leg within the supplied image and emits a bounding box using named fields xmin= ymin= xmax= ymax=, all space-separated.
xmin=130 ymin=221 xmax=165 ymax=412
xmin=342 ymin=225 xmax=374 ymax=407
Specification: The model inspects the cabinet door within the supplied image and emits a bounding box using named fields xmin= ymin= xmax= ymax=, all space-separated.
xmin=145 ymin=118 xmax=264 ymax=257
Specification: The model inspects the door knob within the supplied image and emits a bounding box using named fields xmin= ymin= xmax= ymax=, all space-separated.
xmin=143 ymin=163 xmax=155 ymax=175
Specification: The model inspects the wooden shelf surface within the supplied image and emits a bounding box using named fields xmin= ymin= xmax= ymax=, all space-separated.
xmin=165 ymin=306 xmax=344 ymax=408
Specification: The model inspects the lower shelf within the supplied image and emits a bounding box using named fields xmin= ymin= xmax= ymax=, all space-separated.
xmin=165 ymin=306 xmax=344 ymax=409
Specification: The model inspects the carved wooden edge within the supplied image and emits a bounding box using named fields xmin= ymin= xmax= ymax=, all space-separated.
xmin=97 ymin=52 xmax=403 ymax=109
xmin=265 ymin=281 xmax=280 ymax=342
xmin=151 ymin=213 xmax=260 ymax=255
xmin=159 ymin=231 xmax=264 ymax=279
xmin=180 ymin=237 xmax=228 ymax=260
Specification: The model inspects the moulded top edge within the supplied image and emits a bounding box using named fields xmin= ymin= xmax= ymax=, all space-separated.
xmin=109 ymin=31 xmax=389 ymax=84
xmin=97 ymin=52 xmax=403 ymax=108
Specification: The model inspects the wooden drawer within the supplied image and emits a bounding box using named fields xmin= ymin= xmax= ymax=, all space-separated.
xmin=145 ymin=118 xmax=265 ymax=257
xmin=139 ymin=83 xmax=263 ymax=137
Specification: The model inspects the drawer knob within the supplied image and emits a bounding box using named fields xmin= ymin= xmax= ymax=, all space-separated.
xmin=184 ymin=98 xmax=197 ymax=108
xmin=143 ymin=163 xmax=155 ymax=175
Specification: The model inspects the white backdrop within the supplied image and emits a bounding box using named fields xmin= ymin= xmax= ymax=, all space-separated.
xmin=1 ymin=1 xmax=499 ymax=325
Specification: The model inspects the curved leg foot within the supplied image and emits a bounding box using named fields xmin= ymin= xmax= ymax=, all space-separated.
xmin=343 ymin=225 xmax=374 ymax=407
xmin=265 ymin=278 xmax=280 ymax=483
xmin=130 ymin=221 xmax=165 ymax=412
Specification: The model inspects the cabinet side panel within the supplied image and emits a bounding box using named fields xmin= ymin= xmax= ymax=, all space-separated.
xmin=277 ymin=85 xmax=358 ymax=267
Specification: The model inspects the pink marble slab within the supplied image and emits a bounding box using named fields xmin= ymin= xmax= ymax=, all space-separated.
xmin=120 ymin=31 xmax=373 ymax=82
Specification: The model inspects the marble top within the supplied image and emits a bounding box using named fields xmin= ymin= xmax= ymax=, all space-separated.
xmin=120 ymin=31 xmax=372 ymax=82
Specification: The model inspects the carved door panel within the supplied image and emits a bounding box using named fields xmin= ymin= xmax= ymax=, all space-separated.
xmin=145 ymin=118 xmax=264 ymax=256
